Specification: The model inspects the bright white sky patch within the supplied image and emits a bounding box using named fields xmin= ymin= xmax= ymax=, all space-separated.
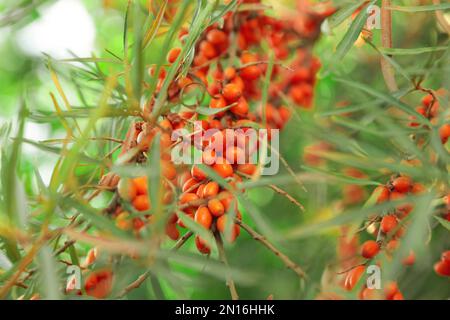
xmin=16 ymin=0 xmax=96 ymax=58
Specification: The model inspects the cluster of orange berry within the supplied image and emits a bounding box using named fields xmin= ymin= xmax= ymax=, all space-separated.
xmin=409 ymin=90 xmax=450 ymax=144
xmin=340 ymin=176 xmax=423 ymax=299
xmin=434 ymin=250 xmax=450 ymax=277
xmin=109 ymin=0 xmax=333 ymax=255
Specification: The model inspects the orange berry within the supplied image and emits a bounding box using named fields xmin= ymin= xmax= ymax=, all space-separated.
xmin=199 ymin=40 xmax=217 ymax=59
xmin=386 ymin=239 xmax=399 ymax=253
xmin=216 ymin=215 xmax=240 ymax=242
xmin=384 ymin=281 xmax=399 ymax=300
xmin=381 ymin=215 xmax=398 ymax=234
xmin=194 ymin=206 xmax=213 ymax=229
xmin=196 ymin=184 xmax=206 ymax=198
xmin=132 ymin=195 xmax=151 ymax=211
xmin=392 ymin=176 xmax=412 ymax=193
xmin=213 ymin=160 xmax=234 ymax=178
xmin=84 ymin=270 xmax=113 ymax=299
xmin=402 ymin=251 xmax=415 ymax=266
xmin=116 ymin=212 xmax=132 ymax=230
xmin=83 ymin=248 xmax=98 ymax=268
xmin=218 ymin=191 xmax=234 ymax=211
xmin=203 ymin=181 xmax=219 ymax=198
xmin=208 ymin=198 xmax=225 ymax=217
xmin=222 ymin=83 xmax=242 ymax=103
xmin=230 ymin=97 xmax=249 ymax=117
xmin=237 ymin=163 xmax=256 ymax=175
xmin=361 ymin=240 xmax=380 ymax=259
xmin=166 ymin=223 xmax=180 ymax=241
xmin=210 ymin=95 xmax=227 ymax=110
xmin=167 ymin=47 xmax=181 ymax=64
xmin=240 ymin=51 xmax=258 ymax=64
xmin=434 ymin=260 xmax=450 ymax=277
xmin=133 ymin=217 xmax=145 ymax=231
xmin=162 ymin=160 xmax=177 ymax=180
xmin=191 ymin=165 xmax=207 ymax=181
xmin=224 ymin=67 xmax=236 ymax=80
xmin=240 ymin=65 xmax=261 ymax=81
xmin=439 ymin=123 xmax=450 ymax=144
xmin=182 ymin=178 xmax=199 ymax=193
xmin=177 ymin=212 xmax=194 ymax=228
xmin=411 ymin=182 xmax=425 ymax=194
xmin=133 ymin=177 xmax=148 ymax=195
xmin=195 ymin=236 xmax=211 ymax=254
xmin=344 ymin=265 xmax=365 ymax=291
xmin=206 ymin=29 xmax=227 ymax=45
xmin=373 ymin=186 xmax=390 ymax=203
xmin=359 ymin=287 xmax=377 ymax=300
xmin=179 ymin=192 xmax=199 ymax=205
xmin=392 ymin=292 xmax=404 ymax=300
xmin=117 ymin=178 xmax=137 ymax=201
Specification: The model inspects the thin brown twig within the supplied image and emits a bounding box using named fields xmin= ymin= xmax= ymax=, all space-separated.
xmin=214 ymin=231 xmax=239 ymax=300
xmin=380 ymin=0 xmax=399 ymax=92
xmin=236 ymin=220 xmax=307 ymax=279
xmin=336 ymin=262 xmax=368 ymax=275
xmin=237 ymin=171 xmax=305 ymax=211
xmin=268 ymin=184 xmax=305 ymax=211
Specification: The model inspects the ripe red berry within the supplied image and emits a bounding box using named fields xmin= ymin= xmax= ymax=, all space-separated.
xmin=222 ymin=83 xmax=242 ymax=103
xmin=167 ymin=47 xmax=181 ymax=64
xmin=199 ymin=40 xmax=217 ymax=59
xmin=133 ymin=177 xmax=148 ymax=195
xmin=195 ymin=236 xmax=211 ymax=255
xmin=132 ymin=195 xmax=151 ymax=211
xmin=384 ymin=281 xmax=399 ymax=300
xmin=374 ymin=186 xmax=390 ymax=203
xmin=191 ymin=165 xmax=207 ymax=181
xmin=434 ymin=261 xmax=450 ymax=277
xmin=439 ymin=123 xmax=450 ymax=144
xmin=179 ymin=193 xmax=199 ymax=207
xmin=194 ymin=206 xmax=213 ymax=229
xmin=344 ymin=265 xmax=365 ymax=291
xmin=212 ymin=160 xmax=234 ymax=178
xmin=84 ymin=270 xmax=113 ymax=299
xmin=210 ymin=95 xmax=227 ymax=110
xmin=392 ymin=176 xmax=412 ymax=193
xmin=392 ymin=291 xmax=404 ymax=300
xmin=361 ymin=240 xmax=380 ymax=259
xmin=380 ymin=215 xmax=398 ymax=234
xmin=230 ymin=97 xmax=249 ymax=117
xmin=118 ymin=178 xmax=137 ymax=201
xmin=216 ymin=215 xmax=240 ymax=242
xmin=240 ymin=65 xmax=261 ymax=81
xmin=224 ymin=67 xmax=236 ymax=80
xmin=402 ymin=251 xmax=415 ymax=266
xmin=203 ymin=181 xmax=219 ymax=198
xmin=208 ymin=198 xmax=225 ymax=217
xmin=166 ymin=223 xmax=180 ymax=241
xmin=206 ymin=29 xmax=227 ymax=45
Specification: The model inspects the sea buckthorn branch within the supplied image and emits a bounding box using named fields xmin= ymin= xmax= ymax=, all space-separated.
xmin=57 ymin=0 xmax=334 ymax=299
xmin=235 ymin=219 xmax=307 ymax=279
xmin=214 ymin=230 xmax=239 ymax=300
xmin=380 ymin=0 xmax=398 ymax=92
